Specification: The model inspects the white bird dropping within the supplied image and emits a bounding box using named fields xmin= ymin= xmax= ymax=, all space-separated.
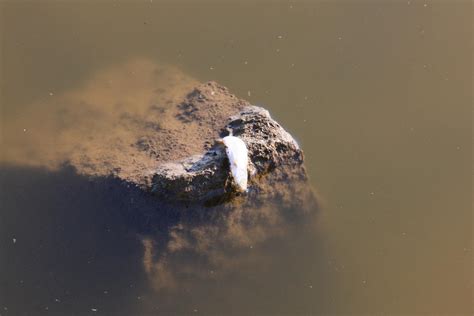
xmin=221 ymin=135 xmax=248 ymax=192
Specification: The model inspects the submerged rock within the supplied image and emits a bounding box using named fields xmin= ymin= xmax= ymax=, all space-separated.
xmin=3 ymin=58 xmax=313 ymax=207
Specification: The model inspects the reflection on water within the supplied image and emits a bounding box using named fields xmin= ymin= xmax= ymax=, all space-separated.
xmin=1 ymin=1 xmax=472 ymax=315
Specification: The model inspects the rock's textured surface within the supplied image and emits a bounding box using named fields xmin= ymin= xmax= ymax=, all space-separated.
xmin=151 ymin=105 xmax=307 ymax=205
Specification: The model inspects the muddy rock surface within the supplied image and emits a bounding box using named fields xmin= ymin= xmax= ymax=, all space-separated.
xmin=151 ymin=104 xmax=308 ymax=205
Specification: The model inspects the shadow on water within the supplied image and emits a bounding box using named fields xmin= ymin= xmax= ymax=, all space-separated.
xmin=0 ymin=164 xmax=169 ymax=315
xmin=0 ymin=164 xmax=329 ymax=315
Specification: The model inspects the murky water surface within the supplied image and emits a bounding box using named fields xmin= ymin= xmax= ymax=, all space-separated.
xmin=1 ymin=1 xmax=472 ymax=315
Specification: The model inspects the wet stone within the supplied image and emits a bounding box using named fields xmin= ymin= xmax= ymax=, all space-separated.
xmin=147 ymin=83 xmax=314 ymax=209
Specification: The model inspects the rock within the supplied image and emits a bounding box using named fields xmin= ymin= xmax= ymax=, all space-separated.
xmin=151 ymin=105 xmax=307 ymax=205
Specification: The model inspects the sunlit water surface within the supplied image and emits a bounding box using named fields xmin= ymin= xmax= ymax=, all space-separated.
xmin=1 ymin=1 xmax=472 ymax=315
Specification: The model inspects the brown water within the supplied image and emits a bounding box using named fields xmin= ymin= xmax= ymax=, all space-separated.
xmin=1 ymin=1 xmax=472 ymax=315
